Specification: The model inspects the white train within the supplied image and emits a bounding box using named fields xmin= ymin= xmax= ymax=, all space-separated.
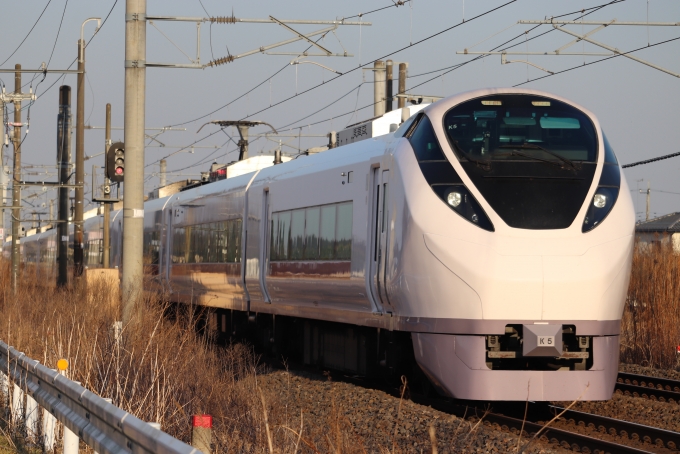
xmin=10 ymin=88 xmax=634 ymax=401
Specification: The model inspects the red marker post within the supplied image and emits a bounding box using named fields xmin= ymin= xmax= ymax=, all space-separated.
xmin=191 ymin=415 xmax=212 ymax=453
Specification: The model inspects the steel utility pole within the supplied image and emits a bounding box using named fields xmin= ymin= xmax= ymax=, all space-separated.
xmin=57 ymin=86 xmax=72 ymax=287
xmin=74 ymin=40 xmax=85 ymax=278
xmin=75 ymin=18 xmax=101 ymax=279
xmin=123 ymin=0 xmax=147 ymax=321
xmin=385 ymin=60 xmax=393 ymax=112
xmin=103 ymin=103 xmax=111 ymax=268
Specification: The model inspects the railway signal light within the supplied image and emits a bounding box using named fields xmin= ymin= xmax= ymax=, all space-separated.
xmin=106 ymin=142 xmax=125 ymax=183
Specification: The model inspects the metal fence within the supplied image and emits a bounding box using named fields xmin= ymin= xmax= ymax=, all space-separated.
xmin=0 ymin=340 xmax=202 ymax=454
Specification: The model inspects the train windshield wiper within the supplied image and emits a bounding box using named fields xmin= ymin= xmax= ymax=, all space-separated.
xmin=451 ymin=140 xmax=491 ymax=171
xmin=497 ymin=143 xmax=580 ymax=170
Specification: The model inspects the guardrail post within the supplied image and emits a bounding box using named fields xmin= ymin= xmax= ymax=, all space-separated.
xmin=43 ymin=404 xmax=57 ymax=452
xmin=25 ymin=393 xmax=39 ymax=441
xmin=191 ymin=415 xmax=212 ymax=453
xmin=63 ymin=380 xmax=81 ymax=454
xmin=63 ymin=425 xmax=79 ymax=454
xmin=11 ymin=381 xmax=23 ymax=425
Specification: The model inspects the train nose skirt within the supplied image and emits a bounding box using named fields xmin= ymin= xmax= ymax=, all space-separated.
xmin=522 ymin=324 xmax=562 ymax=357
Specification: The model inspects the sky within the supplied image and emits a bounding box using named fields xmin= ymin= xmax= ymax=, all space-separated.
xmin=1 ymin=0 xmax=679 ymax=224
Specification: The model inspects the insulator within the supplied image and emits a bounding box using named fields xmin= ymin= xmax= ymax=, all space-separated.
xmin=205 ymin=55 xmax=235 ymax=67
xmin=210 ymin=15 xmax=237 ymax=24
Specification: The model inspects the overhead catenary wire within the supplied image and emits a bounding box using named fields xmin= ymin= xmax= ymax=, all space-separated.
xmin=166 ymin=0 xmax=516 ymax=132
xmin=622 ymin=151 xmax=680 ymax=169
xmin=0 ymin=0 xmax=54 ymax=67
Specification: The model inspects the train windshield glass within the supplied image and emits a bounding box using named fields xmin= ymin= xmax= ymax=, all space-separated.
xmin=443 ymin=95 xmax=598 ymax=165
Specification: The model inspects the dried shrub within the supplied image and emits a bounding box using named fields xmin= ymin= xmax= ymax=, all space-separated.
xmin=621 ymin=236 xmax=680 ymax=369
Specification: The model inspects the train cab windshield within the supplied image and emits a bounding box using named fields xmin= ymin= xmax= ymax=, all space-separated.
xmin=443 ymin=95 xmax=598 ymax=169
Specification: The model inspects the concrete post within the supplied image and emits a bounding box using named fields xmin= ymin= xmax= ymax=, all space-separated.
xmin=122 ymin=0 xmax=147 ymax=322
xmin=191 ymin=415 xmax=212 ymax=453
xmin=74 ymin=41 xmax=85 ymax=278
xmin=11 ymin=64 xmax=22 ymax=294
xmin=373 ymin=60 xmax=386 ymax=117
xmin=398 ymin=63 xmax=408 ymax=109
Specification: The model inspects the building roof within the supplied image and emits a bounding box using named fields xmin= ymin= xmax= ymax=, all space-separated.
xmin=636 ymin=212 xmax=680 ymax=233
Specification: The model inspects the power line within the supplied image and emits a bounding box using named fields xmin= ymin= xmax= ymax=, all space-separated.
xmin=45 ymin=0 xmax=70 ymax=69
xmin=238 ymin=0 xmax=518 ymax=123
xmin=407 ymin=0 xmax=625 ymax=79
xmin=273 ymin=0 xmax=627 ymax=132
xmin=0 ymin=0 xmax=54 ymax=66
xmin=341 ymin=0 xmax=410 ymax=20
xmin=167 ymin=0 xmax=515 ymax=131
xmin=513 ymin=35 xmax=680 ymax=87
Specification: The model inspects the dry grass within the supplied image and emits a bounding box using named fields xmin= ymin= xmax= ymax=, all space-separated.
xmin=0 ymin=264 xmax=467 ymax=453
xmin=621 ymin=238 xmax=680 ymax=370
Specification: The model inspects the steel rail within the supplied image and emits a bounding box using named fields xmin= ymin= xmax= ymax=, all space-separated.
xmin=544 ymin=404 xmax=680 ymax=451
xmin=419 ymin=398 xmax=652 ymax=454
xmin=0 ymin=340 xmax=200 ymax=454
xmin=618 ymin=372 xmax=680 ymax=393
xmin=615 ymin=382 xmax=680 ymax=403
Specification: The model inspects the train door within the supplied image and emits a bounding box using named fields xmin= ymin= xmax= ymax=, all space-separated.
xmin=260 ymin=189 xmax=272 ymax=303
xmin=369 ymin=168 xmax=392 ymax=313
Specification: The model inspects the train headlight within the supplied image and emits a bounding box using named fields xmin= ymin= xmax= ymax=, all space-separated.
xmin=434 ymin=185 xmax=494 ymax=231
xmin=583 ymin=164 xmax=621 ymax=233
xmin=447 ymin=191 xmax=462 ymax=207
xmin=593 ymin=193 xmax=607 ymax=208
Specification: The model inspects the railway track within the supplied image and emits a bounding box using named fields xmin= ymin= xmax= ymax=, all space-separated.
xmin=616 ymin=372 xmax=680 ymax=403
xmin=414 ymin=396 xmax=674 ymax=454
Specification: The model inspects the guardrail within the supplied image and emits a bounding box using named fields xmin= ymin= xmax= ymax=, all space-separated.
xmin=0 ymin=340 xmax=202 ymax=454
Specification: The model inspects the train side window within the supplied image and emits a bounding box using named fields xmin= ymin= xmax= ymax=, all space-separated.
xmin=270 ymin=213 xmax=279 ymax=261
xmin=408 ymin=115 xmax=447 ymax=161
xmin=336 ymin=202 xmax=353 ymax=260
xmin=271 ymin=201 xmax=353 ymax=262
xmin=277 ymin=211 xmax=291 ymax=260
xmin=304 ymin=207 xmax=320 ymax=260
xmin=319 ymin=205 xmax=336 ymax=260
xmin=290 ymin=210 xmax=305 ymax=260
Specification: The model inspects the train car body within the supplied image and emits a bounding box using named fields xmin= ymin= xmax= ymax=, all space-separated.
xmin=13 ymin=88 xmax=635 ymax=401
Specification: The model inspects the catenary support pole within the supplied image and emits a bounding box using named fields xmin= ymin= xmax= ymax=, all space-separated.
xmin=74 ymin=41 xmax=85 ymax=278
xmin=398 ymin=63 xmax=407 ymax=109
xmin=646 ymin=181 xmax=650 ymax=221
xmin=373 ymin=60 xmax=385 ymax=117
xmin=123 ymin=0 xmax=147 ymax=322
xmin=159 ymin=159 xmax=167 ymax=187
xmin=57 ymin=86 xmax=72 ymax=287
xmin=103 ymin=103 xmax=111 ymax=268
xmin=386 ymin=60 xmax=393 ymax=113
xmin=11 ymin=64 xmax=22 ymax=294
